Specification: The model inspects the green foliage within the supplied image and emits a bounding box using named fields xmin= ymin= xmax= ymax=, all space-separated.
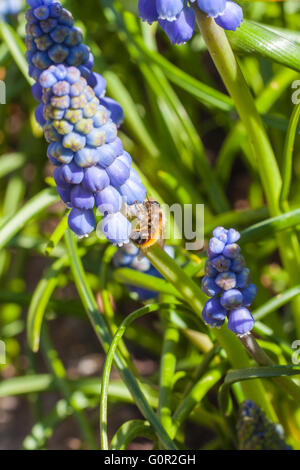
xmin=1 ymin=0 xmax=300 ymax=451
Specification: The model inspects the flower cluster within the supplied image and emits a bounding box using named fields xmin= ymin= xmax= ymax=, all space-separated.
xmin=201 ymin=227 xmax=257 ymax=336
xmin=113 ymin=243 xmax=174 ymax=300
xmin=25 ymin=0 xmax=147 ymax=243
xmin=0 ymin=0 xmax=23 ymax=20
xmin=138 ymin=0 xmax=243 ymax=45
xmin=38 ymin=64 xmax=146 ymax=242
xmin=237 ymin=400 xmax=292 ymax=450
xmin=25 ymin=0 xmax=123 ymax=126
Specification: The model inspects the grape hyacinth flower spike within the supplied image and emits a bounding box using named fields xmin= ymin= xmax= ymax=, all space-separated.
xmin=138 ymin=0 xmax=243 ymax=45
xmin=201 ymin=227 xmax=257 ymax=336
xmin=25 ymin=0 xmax=123 ymax=128
xmin=38 ymin=64 xmax=146 ymax=243
xmin=26 ymin=0 xmax=146 ymax=244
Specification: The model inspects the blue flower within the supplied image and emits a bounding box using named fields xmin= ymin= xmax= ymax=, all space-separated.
xmin=237 ymin=400 xmax=292 ymax=450
xmin=159 ymin=6 xmax=195 ymax=45
xmin=102 ymin=212 xmax=131 ymax=246
xmin=26 ymin=1 xmax=147 ymax=244
xmin=194 ymin=0 xmax=226 ymax=17
xmin=138 ymin=0 xmax=243 ymax=45
xmin=138 ymin=0 xmax=159 ymax=25
xmin=215 ymin=1 xmax=243 ymax=31
xmin=156 ymin=0 xmax=185 ymax=21
xmin=201 ymin=227 xmax=256 ymax=336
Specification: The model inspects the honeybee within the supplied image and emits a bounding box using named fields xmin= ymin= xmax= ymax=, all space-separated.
xmin=130 ymin=199 xmax=165 ymax=250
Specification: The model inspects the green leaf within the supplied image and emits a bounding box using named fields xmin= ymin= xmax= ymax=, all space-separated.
xmin=99 ymin=302 xmax=179 ymax=450
xmin=280 ymin=102 xmax=300 ymax=208
xmin=240 ymin=208 xmax=300 ymax=244
xmin=27 ymin=256 xmax=69 ymax=352
xmin=227 ymin=20 xmax=300 ymax=73
xmin=64 ymin=230 xmax=177 ymax=451
xmin=253 ymin=285 xmax=300 ymax=321
xmin=0 ymin=22 xmax=33 ymax=85
xmin=110 ymin=420 xmax=155 ymax=450
xmin=219 ymin=365 xmax=300 ymax=416
xmin=0 ymin=153 xmax=26 ymax=179
xmin=0 ymin=188 xmax=59 ymax=251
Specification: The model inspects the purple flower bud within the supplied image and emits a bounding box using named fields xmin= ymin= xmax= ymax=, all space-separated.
xmin=70 ymin=185 xmax=95 ymax=210
xmin=60 ymin=161 xmax=84 ymax=185
xmin=35 ymin=103 xmax=46 ymax=127
xmin=228 ymin=308 xmax=254 ymax=336
xmin=226 ymin=227 xmax=240 ymax=244
xmin=215 ymin=1 xmax=243 ymax=31
xmin=32 ymin=83 xmax=43 ymax=102
xmin=47 ymin=142 xmax=74 ymax=164
xmin=118 ymin=151 xmax=132 ymax=169
xmin=221 ymin=289 xmax=243 ymax=310
xmin=118 ymin=178 xmax=147 ymax=205
xmin=213 ymin=226 xmax=228 ymax=243
xmin=66 ymin=143 xmax=92 ymax=165
xmin=95 ymin=185 xmax=123 ymax=214
xmin=231 ymin=255 xmax=246 ymax=272
xmin=68 ymin=208 xmax=96 ymax=237
xmin=27 ymin=1 xmax=43 ymax=8
xmin=196 ymin=0 xmax=226 ymax=17
xmin=223 ymin=243 xmax=240 ymax=259
xmin=202 ymin=296 xmax=226 ymax=328
xmin=201 ymin=276 xmax=221 ymax=297
xmin=106 ymin=157 xmax=130 ymax=187
xmin=96 ymin=143 xmax=119 ymax=168
xmin=53 ymin=166 xmax=71 ymax=190
xmin=102 ymin=212 xmax=131 ymax=246
xmin=211 ymin=255 xmax=231 ymax=273
xmin=88 ymin=72 xmax=106 ymax=98
xmin=159 ymin=6 xmax=195 ymax=45
xmin=56 ymin=186 xmax=71 ymax=206
xmin=242 ymin=284 xmax=257 ymax=307
xmin=100 ymin=96 xmax=124 ymax=127
xmin=236 ymin=268 xmax=251 ymax=289
xmin=82 ymin=166 xmax=110 ymax=192
xmin=138 ymin=0 xmax=159 ymax=24
xmin=215 ymin=271 xmax=236 ymax=290
xmin=208 ymin=237 xmax=225 ymax=257
xmin=156 ymin=0 xmax=184 ymax=21
xmin=205 ymin=259 xmax=218 ymax=277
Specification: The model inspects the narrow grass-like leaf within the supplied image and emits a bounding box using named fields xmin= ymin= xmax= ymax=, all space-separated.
xmin=219 ymin=365 xmax=300 ymax=416
xmin=27 ymin=256 xmax=69 ymax=352
xmin=0 ymin=153 xmax=26 ymax=179
xmin=227 ymin=20 xmax=300 ymax=73
xmin=0 ymin=22 xmax=33 ymax=84
xmin=100 ymin=303 xmax=179 ymax=450
xmin=110 ymin=420 xmax=155 ymax=450
xmin=280 ymin=103 xmax=300 ymax=208
xmin=240 ymin=208 xmax=300 ymax=244
xmin=64 ymin=230 xmax=177 ymax=450
xmin=253 ymin=285 xmax=300 ymax=321
xmin=0 ymin=188 xmax=59 ymax=251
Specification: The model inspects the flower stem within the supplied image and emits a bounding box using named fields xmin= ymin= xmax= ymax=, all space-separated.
xmin=194 ymin=8 xmax=300 ymax=336
xmin=194 ymin=9 xmax=281 ymax=215
xmin=240 ymin=333 xmax=300 ymax=403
